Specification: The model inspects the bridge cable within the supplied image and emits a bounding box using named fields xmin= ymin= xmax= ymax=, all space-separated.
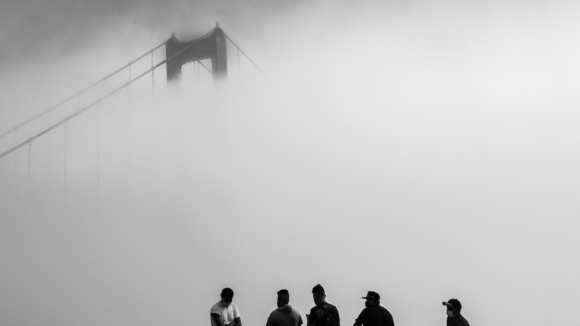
xmin=197 ymin=62 xmax=201 ymax=84
xmin=64 ymin=120 xmax=68 ymax=190
xmin=27 ymin=141 xmax=32 ymax=188
xmin=13 ymin=127 xmax=18 ymax=174
xmin=198 ymin=60 xmax=212 ymax=73
xmin=0 ymin=41 xmax=167 ymax=141
xmin=46 ymin=112 xmax=50 ymax=173
xmin=223 ymin=32 xmax=265 ymax=75
xmin=151 ymin=52 xmax=155 ymax=91
xmin=97 ymin=103 xmax=100 ymax=192
xmin=127 ymin=64 xmax=132 ymax=96
xmin=0 ymin=30 xmax=213 ymax=161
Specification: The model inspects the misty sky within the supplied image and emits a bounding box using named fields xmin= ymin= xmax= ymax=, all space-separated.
xmin=1 ymin=1 xmax=580 ymax=326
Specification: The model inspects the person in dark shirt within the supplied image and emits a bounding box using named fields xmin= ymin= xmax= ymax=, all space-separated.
xmin=353 ymin=291 xmax=395 ymax=326
xmin=307 ymin=284 xmax=340 ymax=326
xmin=442 ymin=299 xmax=470 ymax=326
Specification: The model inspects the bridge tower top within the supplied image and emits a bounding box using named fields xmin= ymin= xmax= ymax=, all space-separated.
xmin=166 ymin=23 xmax=227 ymax=82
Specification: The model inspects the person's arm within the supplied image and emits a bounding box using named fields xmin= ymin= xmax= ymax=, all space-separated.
xmin=232 ymin=303 xmax=242 ymax=326
xmin=353 ymin=308 xmax=365 ymax=326
xmin=306 ymin=313 xmax=314 ymax=326
xmin=266 ymin=313 xmax=274 ymax=326
xmin=212 ymin=313 xmax=226 ymax=326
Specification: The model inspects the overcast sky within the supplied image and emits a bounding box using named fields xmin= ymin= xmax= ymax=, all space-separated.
xmin=1 ymin=1 xmax=580 ymax=326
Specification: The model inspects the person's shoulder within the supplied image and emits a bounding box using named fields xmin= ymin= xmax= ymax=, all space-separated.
xmin=356 ymin=306 xmax=369 ymax=316
xmin=290 ymin=307 xmax=302 ymax=317
xmin=210 ymin=301 xmax=222 ymax=312
xmin=379 ymin=306 xmax=393 ymax=317
xmin=378 ymin=305 xmax=390 ymax=312
xmin=326 ymin=303 xmax=338 ymax=309
xmin=266 ymin=309 xmax=278 ymax=326
xmin=323 ymin=303 xmax=339 ymax=316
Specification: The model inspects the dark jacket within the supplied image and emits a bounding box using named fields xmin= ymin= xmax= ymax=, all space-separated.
xmin=355 ymin=305 xmax=394 ymax=326
xmin=447 ymin=313 xmax=469 ymax=326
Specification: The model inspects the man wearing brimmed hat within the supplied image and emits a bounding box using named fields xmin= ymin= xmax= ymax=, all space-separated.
xmin=442 ymin=299 xmax=469 ymax=326
xmin=353 ymin=291 xmax=395 ymax=326
xmin=266 ymin=289 xmax=304 ymax=326
xmin=307 ymin=284 xmax=340 ymax=326
xmin=210 ymin=288 xmax=243 ymax=326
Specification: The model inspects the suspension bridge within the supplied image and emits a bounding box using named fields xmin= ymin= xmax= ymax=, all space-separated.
xmin=0 ymin=23 xmax=262 ymax=190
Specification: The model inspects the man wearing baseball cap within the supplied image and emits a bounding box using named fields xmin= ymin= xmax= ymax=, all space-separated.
xmin=210 ymin=288 xmax=243 ymax=326
xmin=442 ymin=299 xmax=469 ymax=326
xmin=353 ymin=291 xmax=395 ymax=326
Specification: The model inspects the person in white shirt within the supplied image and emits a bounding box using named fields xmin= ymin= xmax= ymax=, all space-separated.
xmin=211 ymin=288 xmax=242 ymax=326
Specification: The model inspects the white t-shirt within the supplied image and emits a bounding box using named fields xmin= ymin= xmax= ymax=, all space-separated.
xmin=210 ymin=301 xmax=240 ymax=326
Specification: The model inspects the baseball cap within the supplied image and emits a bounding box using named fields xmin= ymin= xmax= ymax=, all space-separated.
xmin=442 ymin=299 xmax=461 ymax=311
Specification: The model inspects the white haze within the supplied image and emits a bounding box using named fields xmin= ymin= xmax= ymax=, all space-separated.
xmin=1 ymin=1 xmax=580 ymax=326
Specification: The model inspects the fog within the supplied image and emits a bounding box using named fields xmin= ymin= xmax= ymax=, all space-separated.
xmin=1 ymin=1 xmax=580 ymax=326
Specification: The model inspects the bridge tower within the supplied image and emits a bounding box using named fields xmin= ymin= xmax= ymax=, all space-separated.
xmin=166 ymin=22 xmax=228 ymax=82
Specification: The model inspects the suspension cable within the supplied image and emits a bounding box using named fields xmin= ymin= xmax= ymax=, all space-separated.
xmin=27 ymin=141 xmax=32 ymax=184
xmin=97 ymin=103 xmax=100 ymax=191
xmin=151 ymin=51 xmax=155 ymax=90
xmin=0 ymin=30 xmax=214 ymax=160
xmin=198 ymin=61 xmax=212 ymax=73
xmin=223 ymin=32 xmax=265 ymax=75
xmin=0 ymin=41 xmax=167 ymax=140
xmin=64 ymin=120 xmax=68 ymax=190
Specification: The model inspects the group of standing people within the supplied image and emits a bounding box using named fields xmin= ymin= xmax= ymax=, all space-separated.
xmin=210 ymin=284 xmax=470 ymax=326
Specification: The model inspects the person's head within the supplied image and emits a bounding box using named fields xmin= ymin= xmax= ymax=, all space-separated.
xmin=220 ymin=288 xmax=234 ymax=307
xmin=362 ymin=291 xmax=380 ymax=307
xmin=277 ymin=289 xmax=290 ymax=308
xmin=312 ymin=284 xmax=326 ymax=305
xmin=442 ymin=299 xmax=462 ymax=318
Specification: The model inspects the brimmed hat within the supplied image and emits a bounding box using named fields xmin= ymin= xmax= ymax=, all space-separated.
xmin=362 ymin=291 xmax=380 ymax=301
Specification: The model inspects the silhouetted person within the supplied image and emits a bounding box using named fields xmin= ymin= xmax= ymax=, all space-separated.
xmin=353 ymin=291 xmax=394 ymax=326
xmin=442 ymin=299 xmax=469 ymax=326
xmin=266 ymin=289 xmax=304 ymax=326
xmin=307 ymin=284 xmax=340 ymax=326
xmin=211 ymin=288 xmax=243 ymax=326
